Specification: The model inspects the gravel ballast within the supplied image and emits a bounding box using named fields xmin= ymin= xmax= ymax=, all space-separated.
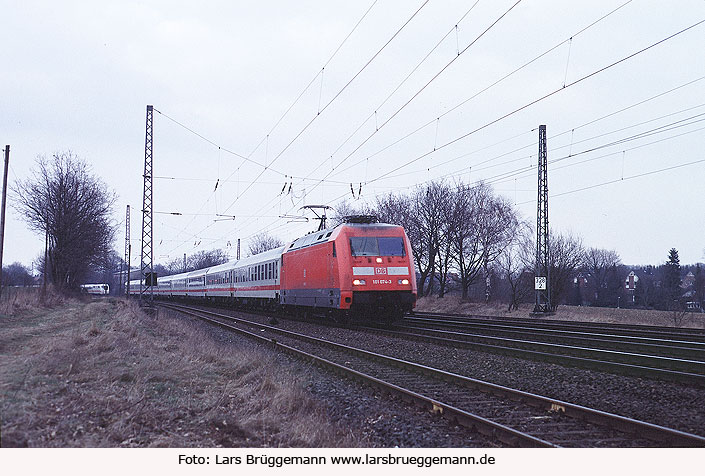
xmin=169 ymin=304 xmax=705 ymax=444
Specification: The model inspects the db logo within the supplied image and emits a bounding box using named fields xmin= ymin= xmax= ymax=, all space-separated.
xmin=375 ymin=267 xmax=387 ymax=275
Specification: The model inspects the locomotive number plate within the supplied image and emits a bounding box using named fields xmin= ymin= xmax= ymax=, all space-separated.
xmin=372 ymin=279 xmax=392 ymax=285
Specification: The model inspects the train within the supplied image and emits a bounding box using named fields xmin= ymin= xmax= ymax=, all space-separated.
xmin=80 ymin=283 xmax=110 ymax=295
xmin=128 ymin=217 xmax=417 ymax=321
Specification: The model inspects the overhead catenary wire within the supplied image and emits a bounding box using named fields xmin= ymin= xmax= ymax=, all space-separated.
xmin=486 ymin=122 xmax=705 ymax=190
xmin=192 ymin=72 xmax=705 ymax=258
xmin=381 ymin=99 xmax=705 ymax=182
xmin=157 ymin=2 xmax=439 ymax=261
xmin=160 ymin=2 xmax=704 ymax=260
xmin=265 ymin=88 xmax=705 ymax=247
xmin=165 ymin=0 xmax=631 ymax=255
xmin=325 ymin=0 xmax=634 ymax=181
xmin=246 ymin=0 xmax=380 ymax=158
xmin=309 ymin=0 xmax=523 ymax=186
xmin=363 ymin=17 xmax=705 ymax=186
xmin=153 ymin=108 xmax=286 ymax=176
xmin=214 ymin=0 xmax=433 ymax=219
xmin=304 ymin=0 xmax=482 ymax=180
xmin=224 ymin=0 xmax=522 ymax=242
xmin=157 ymin=1 xmax=381 ymax=259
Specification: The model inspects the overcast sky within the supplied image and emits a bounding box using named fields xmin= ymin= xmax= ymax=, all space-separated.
xmin=2 ymin=0 xmax=704 ymax=273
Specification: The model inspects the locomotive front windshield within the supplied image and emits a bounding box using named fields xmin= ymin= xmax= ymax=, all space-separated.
xmin=350 ymin=237 xmax=405 ymax=257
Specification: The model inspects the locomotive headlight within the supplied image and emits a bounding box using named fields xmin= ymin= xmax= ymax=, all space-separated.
xmin=376 ymin=257 xmax=383 ymax=263
xmin=398 ymin=279 xmax=409 ymax=285
xmin=353 ymin=279 xmax=366 ymax=285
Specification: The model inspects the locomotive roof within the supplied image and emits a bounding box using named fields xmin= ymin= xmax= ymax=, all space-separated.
xmin=286 ymin=226 xmax=338 ymax=252
xmin=285 ymin=222 xmax=402 ymax=252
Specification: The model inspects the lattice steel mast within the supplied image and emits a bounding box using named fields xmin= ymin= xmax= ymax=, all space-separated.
xmin=124 ymin=204 xmax=131 ymax=297
xmin=534 ymin=125 xmax=551 ymax=313
xmin=140 ymin=105 xmax=154 ymax=301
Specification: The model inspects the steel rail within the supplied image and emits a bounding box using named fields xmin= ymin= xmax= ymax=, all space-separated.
xmin=158 ymin=302 xmax=705 ymax=447
xmin=389 ymin=322 xmax=705 ymax=361
xmin=158 ymin=302 xmax=553 ymax=447
xmin=410 ymin=311 xmax=705 ymax=341
xmin=355 ymin=324 xmax=705 ymax=386
xmin=403 ymin=318 xmax=705 ymax=354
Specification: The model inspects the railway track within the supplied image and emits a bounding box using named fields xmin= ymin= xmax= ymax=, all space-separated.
xmin=411 ymin=311 xmax=705 ymax=342
xmin=352 ymin=321 xmax=705 ymax=387
xmin=398 ymin=320 xmax=705 ymax=359
xmin=158 ymin=301 xmax=705 ymax=448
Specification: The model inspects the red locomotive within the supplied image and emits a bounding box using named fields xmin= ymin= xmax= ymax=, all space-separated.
xmin=129 ymin=216 xmax=417 ymax=321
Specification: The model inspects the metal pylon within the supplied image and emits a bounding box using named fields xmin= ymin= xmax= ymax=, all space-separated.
xmin=124 ymin=204 xmax=131 ymax=297
xmin=139 ymin=105 xmax=154 ymax=301
xmin=534 ymin=124 xmax=551 ymax=313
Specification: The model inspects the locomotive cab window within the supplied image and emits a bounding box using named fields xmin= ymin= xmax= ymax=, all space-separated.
xmin=350 ymin=237 xmax=405 ymax=257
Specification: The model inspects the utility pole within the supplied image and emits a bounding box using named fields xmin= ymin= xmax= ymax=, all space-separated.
xmin=124 ymin=205 xmax=131 ymax=297
xmin=42 ymin=229 xmax=48 ymax=299
xmin=183 ymin=253 xmax=186 ymax=272
xmin=533 ymin=125 xmax=552 ymax=314
xmin=140 ymin=105 xmax=154 ymax=302
xmin=237 ymin=239 xmax=241 ymax=260
xmin=0 ymin=146 xmax=9 ymax=299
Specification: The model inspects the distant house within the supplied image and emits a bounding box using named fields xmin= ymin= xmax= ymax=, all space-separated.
xmin=681 ymin=271 xmax=695 ymax=289
xmin=625 ymin=271 xmax=639 ymax=304
xmin=624 ymin=271 xmax=639 ymax=291
xmin=573 ymin=273 xmax=589 ymax=288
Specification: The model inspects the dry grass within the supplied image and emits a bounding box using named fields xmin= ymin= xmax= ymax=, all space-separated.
xmin=0 ymin=298 xmax=362 ymax=447
xmin=416 ymin=295 xmax=705 ymax=329
xmin=0 ymin=286 xmax=69 ymax=317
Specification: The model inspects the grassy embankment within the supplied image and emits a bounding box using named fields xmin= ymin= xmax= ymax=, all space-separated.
xmin=415 ymin=295 xmax=705 ymax=329
xmin=0 ymin=288 xmax=360 ymax=447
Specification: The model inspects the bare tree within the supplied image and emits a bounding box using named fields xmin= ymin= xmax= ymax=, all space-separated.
xmin=412 ymin=182 xmax=449 ymax=296
xmin=452 ymin=183 xmax=519 ymax=300
xmin=186 ymin=249 xmax=229 ymax=271
xmin=582 ymin=248 xmax=621 ymax=305
xmin=549 ymin=232 xmax=585 ymax=310
xmin=495 ymin=223 xmax=533 ymax=311
xmin=160 ymin=256 xmax=187 ymax=275
xmin=11 ymin=152 xmax=116 ymax=291
xmin=435 ymin=195 xmax=456 ymax=297
xmin=329 ymin=200 xmax=369 ymax=227
xmin=1 ymin=262 xmax=35 ymax=286
xmin=248 ymin=233 xmax=284 ymax=256
xmin=374 ymin=193 xmax=412 ymax=228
